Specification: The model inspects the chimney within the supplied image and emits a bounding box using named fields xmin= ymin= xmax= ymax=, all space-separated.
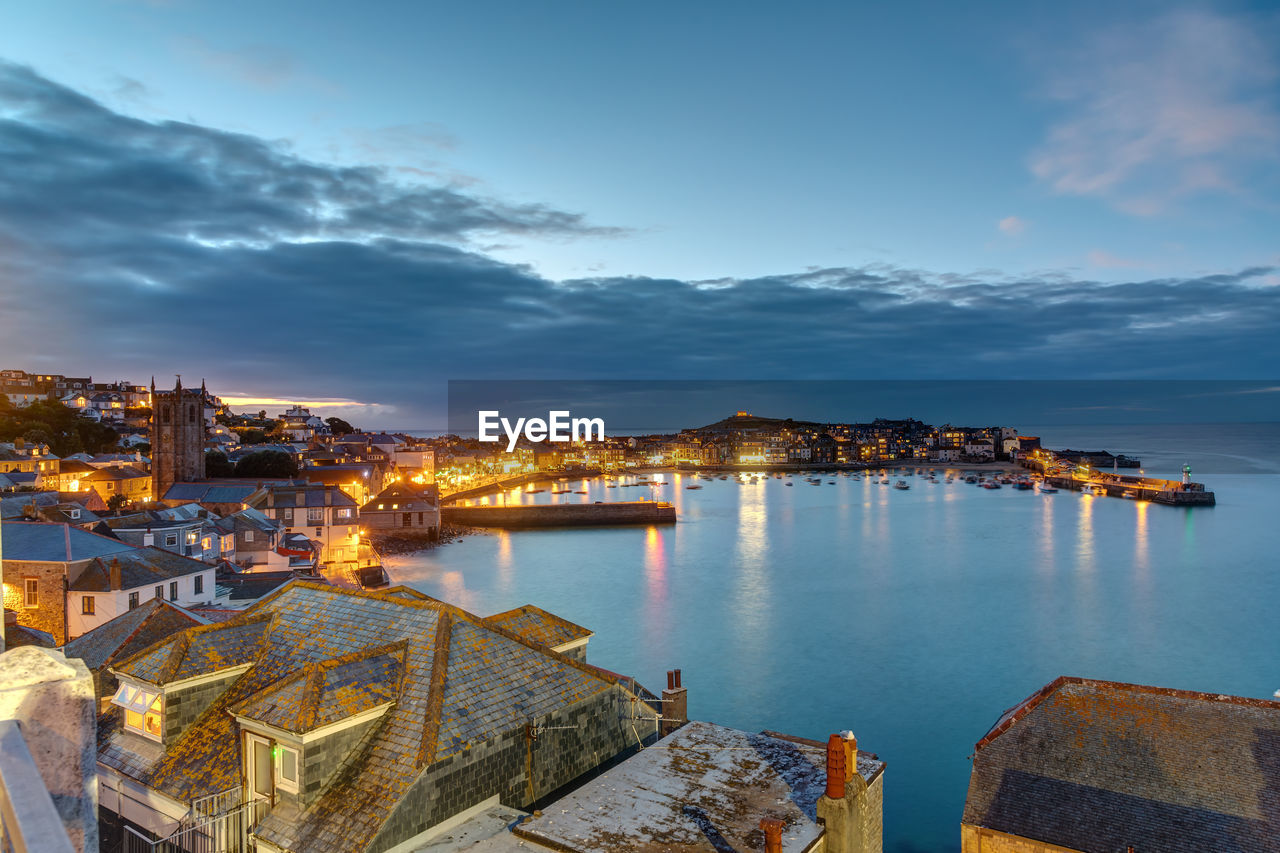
xmin=841 ymin=730 xmax=857 ymax=783
xmin=660 ymin=668 xmax=688 ymax=738
xmin=825 ymin=733 xmax=846 ymax=800
xmin=109 ymin=558 xmax=122 ymax=590
xmin=816 ymin=730 xmax=872 ymax=853
xmin=759 ymin=818 xmax=784 ymax=853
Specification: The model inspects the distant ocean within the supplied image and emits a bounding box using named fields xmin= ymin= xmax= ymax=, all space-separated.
xmin=388 ymin=422 xmax=1279 ymax=853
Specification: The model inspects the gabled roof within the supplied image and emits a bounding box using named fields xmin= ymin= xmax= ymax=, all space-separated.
xmin=112 ymin=613 xmax=273 ymax=685
xmin=161 ymin=483 xmax=260 ymax=504
xmin=360 ymin=483 xmax=436 ymax=512
xmin=83 ymin=465 xmax=148 ymax=482
xmin=69 ymin=548 xmax=212 ymax=592
xmin=231 ymin=640 xmax=407 ymax=733
xmin=486 ymin=604 xmax=592 ymax=649
xmin=97 ymin=582 xmax=644 ymax=853
xmin=0 ymin=520 xmax=135 ymax=561
xmin=964 ymin=676 xmax=1280 ymax=852
xmin=64 ymin=598 xmax=208 ymax=672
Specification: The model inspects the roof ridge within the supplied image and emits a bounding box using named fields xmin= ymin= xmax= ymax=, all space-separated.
xmin=489 ymin=603 xmax=592 ymax=638
xmin=974 ymin=675 xmax=1280 ymax=753
xmin=302 ymin=663 xmax=324 ymax=731
xmin=416 ymin=612 xmax=453 ymax=768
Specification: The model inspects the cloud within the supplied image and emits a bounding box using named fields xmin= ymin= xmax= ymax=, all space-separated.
xmin=1029 ymin=10 xmax=1280 ymax=214
xmin=1 ymin=61 xmax=1278 ymax=427
xmin=997 ymin=216 xmax=1027 ymax=236
xmin=177 ymin=38 xmax=304 ymax=90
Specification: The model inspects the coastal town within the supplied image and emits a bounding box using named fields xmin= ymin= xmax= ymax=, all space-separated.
xmin=0 ymin=367 xmax=1263 ymax=853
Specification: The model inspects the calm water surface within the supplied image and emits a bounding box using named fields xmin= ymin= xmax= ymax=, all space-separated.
xmin=387 ymin=424 xmax=1280 ymax=853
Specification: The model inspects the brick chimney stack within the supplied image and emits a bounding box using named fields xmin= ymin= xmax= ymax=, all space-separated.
xmin=759 ymin=818 xmax=784 ymax=853
xmin=816 ymin=730 xmax=874 ymax=853
xmin=660 ymin=668 xmax=688 ymax=737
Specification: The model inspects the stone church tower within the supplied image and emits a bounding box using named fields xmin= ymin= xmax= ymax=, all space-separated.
xmin=150 ymin=376 xmax=206 ymax=501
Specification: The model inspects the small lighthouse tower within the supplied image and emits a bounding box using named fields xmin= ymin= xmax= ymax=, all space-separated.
xmin=1182 ymin=464 xmax=1192 ymax=486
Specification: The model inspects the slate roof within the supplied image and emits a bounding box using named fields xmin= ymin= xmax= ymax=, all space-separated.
xmin=0 ymin=492 xmax=62 ymax=519
xmin=98 ymin=582 xmax=644 ymax=853
xmin=115 ymin=614 xmax=272 ymax=684
xmin=162 ymin=483 xmax=260 ymax=504
xmin=486 ymin=604 xmax=592 ymax=649
xmin=248 ymin=484 xmax=357 ymax=509
xmin=231 ymin=640 xmax=407 ymax=733
xmin=964 ymin=677 xmax=1280 ymax=852
xmin=83 ymin=465 xmax=149 ymax=482
xmin=360 ymin=484 xmax=437 ymax=513
xmin=69 ymin=548 xmax=212 ymax=592
xmin=1 ymin=520 xmax=135 ymax=561
xmin=63 ymin=598 xmax=208 ymax=672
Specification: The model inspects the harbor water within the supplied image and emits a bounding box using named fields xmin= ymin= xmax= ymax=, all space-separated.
xmin=386 ymin=423 xmax=1280 ymax=853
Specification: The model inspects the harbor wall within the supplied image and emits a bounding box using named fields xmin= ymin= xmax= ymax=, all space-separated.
xmin=442 ymin=501 xmax=676 ymax=528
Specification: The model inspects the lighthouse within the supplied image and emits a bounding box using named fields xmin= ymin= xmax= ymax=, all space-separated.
xmin=1182 ymin=464 xmax=1191 ymax=486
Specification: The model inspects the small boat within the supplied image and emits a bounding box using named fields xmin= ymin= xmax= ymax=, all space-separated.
xmin=982 ymin=482 xmax=1001 ymax=489
xmin=879 ymin=479 xmax=889 ymax=485
xmin=686 ymin=485 xmax=702 ymax=490
xmin=574 ymin=490 xmax=588 ymax=494
xmin=827 ymin=481 xmax=835 ymax=484
xmin=528 ymin=489 xmax=546 ymax=494
xmin=1123 ymin=490 xmax=1137 ymax=499
xmin=784 ymin=482 xmax=793 ymax=486
xmin=893 ymin=480 xmax=909 ymax=490
xmin=1011 ymin=481 xmax=1033 ymax=491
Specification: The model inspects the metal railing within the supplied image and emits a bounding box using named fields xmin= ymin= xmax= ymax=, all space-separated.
xmin=122 ymin=796 xmax=268 ymax=853
xmin=0 ymin=720 xmax=76 ymax=853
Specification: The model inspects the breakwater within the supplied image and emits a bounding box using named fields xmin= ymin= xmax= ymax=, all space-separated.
xmin=441 ymin=500 xmax=676 ymax=528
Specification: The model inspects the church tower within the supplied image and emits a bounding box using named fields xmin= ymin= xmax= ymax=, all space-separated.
xmin=150 ymin=376 xmax=206 ymax=501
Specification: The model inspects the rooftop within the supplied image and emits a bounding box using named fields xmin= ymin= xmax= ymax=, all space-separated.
xmin=512 ymin=721 xmax=884 ymax=852
xmin=99 ymin=582 xmax=645 ymax=853
xmin=486 ymin=604 xmax=592 ymax=650
xmin=69 ymin=548 xmax=213 ymax=592
xmin=0 ymin=521 xmax=135 ymax=562
xmin=964 ymin=676 xmax=1280 ymax=852
xmin=63 ymin=598 xmax=208 ymax=672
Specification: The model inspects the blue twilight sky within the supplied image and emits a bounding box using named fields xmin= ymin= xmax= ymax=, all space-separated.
xmin=1 ymin=1 xmax=1278 ymax=426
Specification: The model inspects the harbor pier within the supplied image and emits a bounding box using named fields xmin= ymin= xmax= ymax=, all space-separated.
xmin=442 ymin=500 xmax=676 ymax=528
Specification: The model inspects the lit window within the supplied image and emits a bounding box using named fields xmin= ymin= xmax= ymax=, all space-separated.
xmin=23 ymin=579 xmax=38 ymax=608
xmin=275 ymin=744 xmax=300 ymax=793
xmin=112 ymin=684 xmax=163 ymax=741
xmin=82 ymin=596 xmax=95 ymax=615
xmin=307 ymin=507 xmax=323 ymax=523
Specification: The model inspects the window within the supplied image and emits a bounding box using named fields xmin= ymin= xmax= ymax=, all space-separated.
xmin=282 ymin=507 xmax=293 ymax=522
xmin=128 ymin=592 xmax=139 ymax=609
xmin=23 ymin=578 xmax=37 ymax=608
xmin=307 ymin=507 xmax=324 ymax=523
xmin=155 ymin=585 xmax=163 ymax=600
xmin=194 ymin=575 xmax=204 ymax=595
xmin=112 ymin=684 xmax=163 ymax=742
xmin=201 ymin=537 xmax=211 ymax=550
xmin=187 ymin=531 xmax=199 ymax=545
xmin=169 ymin=581 xmax=178 ymax=601
xmin=82 ymin=596 xmax=95 ymax=615
xmin=244 ymin=530 xmax=254 ymax=542
xmin=337 ymin=508 xmax=352 ymax=519
xmin=165 ymin=532 xmax=178 ymax=547
xmin=70 ymin=508 xmax=81 ymax=519
xmin=275 ymin=743 xmax=300 ymax=793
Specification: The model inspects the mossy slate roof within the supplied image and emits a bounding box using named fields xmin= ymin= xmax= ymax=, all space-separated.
xmin=63 ymin=598 xmax=207 ymax=672
xmin=963 ymin=677 xmax=1280 ymax=852
xmin=98 ymin=581 xmax=625 ymax=853
xmin=486 ymin=604 xmax=592 ymax=649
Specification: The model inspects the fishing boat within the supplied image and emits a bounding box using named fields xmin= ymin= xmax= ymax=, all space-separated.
xmin=686 ymin=485 xmax=702 ymax=490
xmin=893 ymin=480 xmax=910 ymax=490
xmin=1039 ymin=485 xmax=1058 ymax=494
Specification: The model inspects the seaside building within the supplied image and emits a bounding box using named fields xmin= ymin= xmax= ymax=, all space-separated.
xmin=962 ymin=676 xmax=1280 ymax=852
xmin=95 ymin=582 xmax=661 ymax=853
xmin=359 ymin=483 xmax=440 ymax=539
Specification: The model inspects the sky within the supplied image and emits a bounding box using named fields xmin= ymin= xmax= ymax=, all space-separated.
xmin=1 ymin=1 xmax=1278 ymax=428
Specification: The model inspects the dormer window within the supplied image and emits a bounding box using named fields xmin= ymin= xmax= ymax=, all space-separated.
xmin=112 ymin=684 xmax=163 ymax=741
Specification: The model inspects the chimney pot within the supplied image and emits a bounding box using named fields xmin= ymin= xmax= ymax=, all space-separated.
xmin=841 ymin=731 xmax=857 ymax=783
xmin=667 ymin=670 xmax=675 ymax=690
xmin=759 ymin=817 xmax=784 ymax=853
xmin=674 ymin=668 xmax=682 ymax=688
xmin=825 ymin=734 xmax=846 ymax=800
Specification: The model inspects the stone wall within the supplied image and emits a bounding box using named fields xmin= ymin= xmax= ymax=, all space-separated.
xmin=960 ymin=824 xmax=1083 ymax=853
xmin=2 ymin=559 xmax=70 ymax=644
xmin=365 ymin=685 xmax=657 ymax=853
xmin=442 ymin=501 xmax=675 ymax=529
xmin=0 ymin=646 xmax=98 ymax=852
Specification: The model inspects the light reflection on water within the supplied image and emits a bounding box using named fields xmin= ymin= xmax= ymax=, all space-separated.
xmin=387 ymin=464 xmax=1279 ymax=853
